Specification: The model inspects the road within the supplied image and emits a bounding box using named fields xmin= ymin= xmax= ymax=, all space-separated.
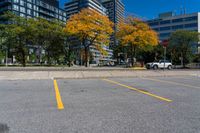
xmin=0 ymin=76 xmax=200 ymax=133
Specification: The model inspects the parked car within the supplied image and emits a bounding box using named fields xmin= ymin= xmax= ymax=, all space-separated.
xmin=146 ymin=60 xmax=173 ymax=70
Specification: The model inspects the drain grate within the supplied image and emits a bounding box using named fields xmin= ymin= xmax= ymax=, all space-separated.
xmin=0 ymin=123 xmax=9 ymax=133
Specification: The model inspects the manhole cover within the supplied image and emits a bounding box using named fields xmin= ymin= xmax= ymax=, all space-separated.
xmin=0 ymin=123 xmax=9 ymax=133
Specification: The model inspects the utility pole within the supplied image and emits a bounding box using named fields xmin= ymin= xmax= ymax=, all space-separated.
xmin=161 ymin=40 xmax=169 ymax=71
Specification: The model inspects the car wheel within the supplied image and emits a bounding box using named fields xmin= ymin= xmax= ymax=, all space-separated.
xmin=153 ymin=65 xmax=158 ymax=70
xmin=168 ymin=65 xmax=172 ymax=70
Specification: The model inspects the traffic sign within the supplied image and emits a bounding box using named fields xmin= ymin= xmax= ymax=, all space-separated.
xmin=161 ymin=39 xmax=169 ymax=47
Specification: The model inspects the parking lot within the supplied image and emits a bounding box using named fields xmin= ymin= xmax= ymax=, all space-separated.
xmin=0 ymin=76 xmax=200 ymax=133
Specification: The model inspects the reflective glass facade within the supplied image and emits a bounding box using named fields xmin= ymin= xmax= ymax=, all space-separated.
xmin=147 ymin=12 xmax=199 ymax=41
xmin=0 ymin=0 xmax=67 ymax=23
xmin=101 ymin=0 xmax=124 ymax=47
xmin=147 ymin=12 xmax=200 ymax=54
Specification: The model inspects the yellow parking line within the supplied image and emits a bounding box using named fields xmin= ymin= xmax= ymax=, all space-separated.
xmin=142 ymin=77 xmax=200 ymax=89
xmin=102 ymin=79 xmax=172 ymax=102
xmin=53 ymin=80 xmax=64 ymax=110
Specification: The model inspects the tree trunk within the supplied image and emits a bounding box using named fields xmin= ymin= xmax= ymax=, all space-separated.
xmin=22 ymin=50 xmax=26 ymax=67
xmin=84 ymin=47 xmax=88 ymax=67
xmin=47 ymin=51 xmax=51 ymax=66
xmin=133 ymin=46 xmax=136 ymax=67
xmin=19 ymin=38 xmax=26 ymax=67
xmin=68 ymin=49 xmax=71 ymax=67
xmin=130 ymin=45 xmax=134 ymax=67
xmin=180 ymin=52 xmax=184 ymax=68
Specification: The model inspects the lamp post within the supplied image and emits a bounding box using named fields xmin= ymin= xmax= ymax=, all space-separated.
xmin=163 ymin=46 xmax=166 ymax=70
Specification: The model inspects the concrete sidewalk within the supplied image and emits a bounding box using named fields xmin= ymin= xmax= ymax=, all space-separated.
xmin=0 ymin=70 xmax=199 ymax=80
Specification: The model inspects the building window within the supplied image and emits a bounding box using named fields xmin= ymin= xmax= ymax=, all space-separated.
xmin=185 ymin=23 xmax=198 ymax=28
xmin=27 ymin=9 xmax=31 ymax=15
xmin=172 ymin=18 xmax=183 ymax=23
xmin=33 ymin=11 xmax=36 ymax=16
xmin=185 ymin=16 xmax=198 ymax=22
xmin=27 ymin=0 xmax=32 ymax=3
xmin=27 ymin=3 xmax=32 ymax=9
xmin=20 ymin=0 xmax=24 ymax=6
xmin=13 ymin=5 xmax=19 ymax=11
xmin=34 ymin=5 xmax=38 ymax=10
xmin=13 ymin=0 xmax=19 ymax=3
xmin=149 ymin=22 xmax=159 ymax=26
xmin=160 ymin=26 xmax=171 ymax=31
xmin=160 ymin=20 xmax=171 ymax=25
xmin=172 ymin=25 xmax=183 ymax=30
xmin=20 ymin=7 xmax=25 ymax=13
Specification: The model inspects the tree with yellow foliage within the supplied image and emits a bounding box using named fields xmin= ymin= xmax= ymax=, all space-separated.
xmin=117 ymin=17 xmax=158 ymax=66
xmin=64 ymin=8 xmax=114 ymax=67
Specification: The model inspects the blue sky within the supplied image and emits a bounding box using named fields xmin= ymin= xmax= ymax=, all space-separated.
xmin=60 ymin=0 xmax=200 ymax=19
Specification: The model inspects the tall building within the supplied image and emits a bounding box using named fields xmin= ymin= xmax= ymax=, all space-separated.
xmin=42 ymin=0 xmax=59 ymax=7
xmin=147 ymin=12 xmax=200 ymax=53
xmin=101 ymin=0 xmax=124 ymax=25
xmin=0 ymin=0 xmax=67 ymax=23
xmin=64 ymin=0 xmax=107 ymax=20
xmin=101 ymin=0 xmax=125 ymax=47
xmin=64 ymin=0 xmax=114 ymax=65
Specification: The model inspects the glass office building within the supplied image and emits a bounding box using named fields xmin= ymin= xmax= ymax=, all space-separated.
xmin=147 ymin=12 xmax=200 ymax=53
xmin=147 ymin=12 xmax=199 ymax=41
xmin=101 ymin=0 xmax=124 ymax=47
xmin=0 ymin=0 xmax=67 ymax=23
xmin=101 ymin=0 xmax=124 ymax=26
xmin=64 ymin=0 xmax=107 ymax=20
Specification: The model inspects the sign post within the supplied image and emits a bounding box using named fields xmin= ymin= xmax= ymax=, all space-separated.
xmin=164 ymin=46 xmax=166 ymax=70
xmin=161 ymin=40 xmax=169 ymax=71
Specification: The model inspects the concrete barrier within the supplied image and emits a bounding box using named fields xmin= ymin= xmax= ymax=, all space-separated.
xmin=0 ymin=70 xmax=199 ymax=80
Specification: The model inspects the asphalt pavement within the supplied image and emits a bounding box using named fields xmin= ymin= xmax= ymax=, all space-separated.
xmin=0 ymin=76 xmax=200 ymax=133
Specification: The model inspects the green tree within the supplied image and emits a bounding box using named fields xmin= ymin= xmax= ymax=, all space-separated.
xmin=34 ymin=18 xmax=65 ymax=65
xmin=0 ymin=12 xmax=37 ymax=67
xmin=1 ymin=12 xmax=74 ymax=66
xmin=169 ymin=30 xmax=199 ymax=67
xmin=63 ymin=33 xmax=76 ymax=67
xmin=137 ymin=44 xmax=164 ymax=63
